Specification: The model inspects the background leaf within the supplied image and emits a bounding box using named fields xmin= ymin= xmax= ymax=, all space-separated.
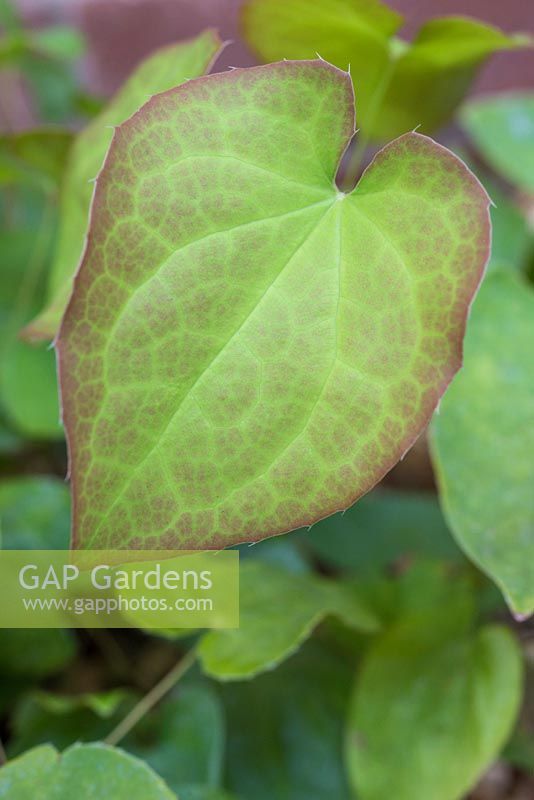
xmin=462 ymin=93 xmax=534 ymax=193
xmin=0 ymin=743 xmax=176 ymax=799
xmin=222 ymin=640 xmax=354 ymax=800
xmin=0 ymin=476 xmax=70 ymax=549
xmin=25 ymin=29 xmax=223 ymax=341
xmin=303 ymin=488 xmax=461 ymax=572
xmin=0 ymin=209 xmax=62 ymax=440
xmin=198 ymin=560 xmax=378 ymax=680
xmin=431 ymin=271 xmax=534 ymax=617
xmin=346 ymin=621 xmax=523 ymax=800
xmin=242 ymin=0 xmax=529 ymax=140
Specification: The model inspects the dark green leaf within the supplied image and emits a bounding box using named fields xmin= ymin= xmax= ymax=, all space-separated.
xmin=222 ymin=640 xmax=354 ymax=800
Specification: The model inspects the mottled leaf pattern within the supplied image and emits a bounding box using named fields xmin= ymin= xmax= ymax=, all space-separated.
xmin=58 ymin=60 xmax=490 ymax=550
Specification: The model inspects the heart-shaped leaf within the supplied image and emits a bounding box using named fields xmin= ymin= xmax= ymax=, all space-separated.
xmin=58 ymin=60 xmax=490 ymax=551
xmin=242 ymin=0 xmax=531 ymax=140
xmin=431 ymin=272 xmax=534 ymax=617
xmin=461 ymin=92 xmax=534 ymax=194
xmin=346 ymin=621 xmax=523 ymax=800
xmin=23 ymin=29 xmax=223 ymax=342
xmin=0 ymin=743 xmax=176 ymax=799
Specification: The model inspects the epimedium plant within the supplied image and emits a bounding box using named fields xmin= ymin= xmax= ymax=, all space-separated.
xmin=1 ymin=0 xmax=534 ymax=797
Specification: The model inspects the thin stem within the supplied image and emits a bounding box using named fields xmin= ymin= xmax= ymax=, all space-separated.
xmin=105 ymin=648 xmax=197 ymax=747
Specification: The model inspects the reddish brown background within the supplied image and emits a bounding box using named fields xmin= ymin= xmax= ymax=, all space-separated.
xmin=16 ymin=0 xmax=534 ymax=98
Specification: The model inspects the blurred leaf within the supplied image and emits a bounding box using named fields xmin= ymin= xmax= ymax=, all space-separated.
xmin=237 ymin=535 xmax=311 ymax=574
xmin=31 ymin=26 xmax=85 ymax=61
xmin=462 ymin=93 xmax=534 ymax=193
xmin=127 ymin=684 xmax=225 ymax=795
xmin=9 ymin=683 xmax=225 ymax=798
xmin=25 ymin=29 xmax=223 ymax=341
xmin=0 ymin=0 xmax=20 ymax=31
xmin=0 ymin=628 xmax=75 ymax=678
xmin=368 ymin=18 xmax=531 ymax=141
xmin=346 ymin=621 xmax=523 ymax=800
xmin=178 ymin=790 xmax=237 ymax=800
xmin=0 ymin=218 xmax=62 ymax=440
xmin=0 ymin=128 xmax=73 ymax=189
xmin=222 ymin=640 xmax=354 ymax=799
xmin=0 ymin=743 xmax=176 ymax=799
xmin=303 ymin=488 xmax=461 ymax=572
xmin=242 ymin=0 xmax=530 ymax=140
xmin=198 ymin=561 xmax=378 ymax=680
xmin=9 ymin=690 xmax=134 ymax=756
xmin=431 ymin=271 xmax=534 ymax=617
xmin=20 ymin=53 xmax=80 ymax=123
xmin=345 ymin=560 xmax=478 ymax=642
xmin=0 ymin=476 xmax=70 ymax=549
xmin=487 ymin=179 xmax=532 ymax=273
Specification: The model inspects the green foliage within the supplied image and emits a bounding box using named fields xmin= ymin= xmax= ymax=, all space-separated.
xmin=0 ymin=628 xmax=74 ymax=679
xmin=0 ymin=3 xmax=533 ymax=796
xmin=462 ymin=93 xmax=534 ymax=193
xmin=303 ymin=488 xmax=461 ymax=572
xmin=9 ymin=690 xmax=133 ymax=756
xmin=0 ymin=0 xmax=87 ymax=124
xmin=0 ymin=743 xmax=176 ymax=799
xmin=0 ymin=211 xmax=62 ymax=440
xmin=0 ymin=129 xmax=72 ymax=190
xmin=197 ymin=561 xmax=378 ymax=679
xmin=346 ymin=621 xmax=523 ymax=800
xmin=57 ymin=61 xmax=489 ymax=551
xmin=0 ymin=477 xmax=70 ymax=550
xmin=431 ymin=272 xmax=534 ymax=617
xmin=242 ymin=0 xmax=530 ymax=140
xmin=9 ymin=684 xmax=225 ymax=797
xmin=222 ymin=640 xmax=354 ymax=799
xmin=25 ymin=29 xmax=223 ymax=341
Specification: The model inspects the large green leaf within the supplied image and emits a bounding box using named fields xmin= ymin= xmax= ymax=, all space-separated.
xmin=198 ymin=561 xmax=378 ymax=679
xmin=222 ymin=640 xmax=354 ymax=800
xmin=431 ymin=271 xmax=534 ymax=617
xmin=24 ymin=30 xmax=223 ymax=342
xmin=242 ymin=0 xmax=530 ymax=140
xmin=0 ymin=743 xmax=176 ymax=799
xmin=462 ymin=93 xmax=534 ymax=193
xmin=346 ymin=621 xmax=523 ymax=800
xmin=57 ymin=60 xmax=490 ymax=551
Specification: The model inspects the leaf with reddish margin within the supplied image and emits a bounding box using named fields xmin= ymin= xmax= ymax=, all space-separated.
xmin=23 ymin=29 xmax=223 ymax=342
xmin=57 ymin=60 xmax=490 ymax=551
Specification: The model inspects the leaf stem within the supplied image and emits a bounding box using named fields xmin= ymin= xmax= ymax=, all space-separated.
xmin=105 ymin=647 xmax=197 ymax=747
